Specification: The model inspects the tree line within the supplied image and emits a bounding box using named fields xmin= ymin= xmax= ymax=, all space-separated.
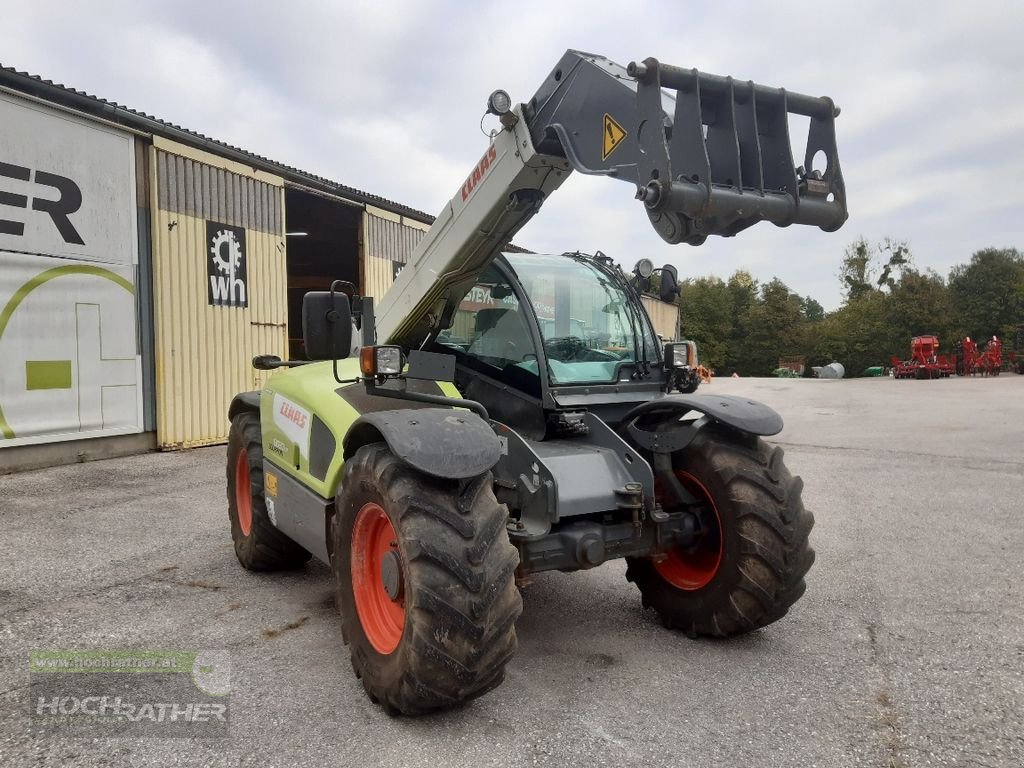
xmin=676 ymin=241 xmax=1024 ymax=376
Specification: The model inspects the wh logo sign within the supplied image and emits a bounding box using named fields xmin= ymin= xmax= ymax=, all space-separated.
xmin=206 ymin=221 xmax=248 ymax=308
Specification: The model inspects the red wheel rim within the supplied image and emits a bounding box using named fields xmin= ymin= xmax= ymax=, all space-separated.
xmin=351 ymin=502 xmax=405 ymax=654
xmin=235 ymin=449 xmax=253 ymax=537
xmin=654 ymin=471 xmax=723 ymax=590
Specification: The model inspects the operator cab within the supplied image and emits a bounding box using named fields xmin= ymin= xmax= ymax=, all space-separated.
xmin=432 ymin=252 xmax=670 ymax=437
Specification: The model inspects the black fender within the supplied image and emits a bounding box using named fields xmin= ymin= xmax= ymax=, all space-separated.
xmin=619 ymin=394 xmax=783 ymax=454
xmin=343 ymin=408 xmax=502 ymax=481
xmin=228 ymin=391 xmax=260 ymax=421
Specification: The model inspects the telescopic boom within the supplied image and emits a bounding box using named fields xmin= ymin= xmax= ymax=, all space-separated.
xmin=376 ymin=50 xmax=847 ymax=349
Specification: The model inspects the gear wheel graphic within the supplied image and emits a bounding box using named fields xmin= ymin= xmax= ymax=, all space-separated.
xmin=210 ymin=230 xmax=242 ymax=274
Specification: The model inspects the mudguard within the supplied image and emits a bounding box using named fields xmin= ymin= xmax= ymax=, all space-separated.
xmin=343 ymin=408 xmax=502 ymax=481
xmin=228 ymin=391 xmax=260 ymax=421
xmin=620 ymin=394 xmax=783 ymax=439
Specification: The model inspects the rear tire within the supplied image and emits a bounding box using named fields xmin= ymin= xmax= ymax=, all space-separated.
xmin=334 ymin=443 xmax=522 ymax=715
xmin=226 ymin=411 xmax=311 ymax=570
xmin=626 ymin=424 xmax=814 ymax=637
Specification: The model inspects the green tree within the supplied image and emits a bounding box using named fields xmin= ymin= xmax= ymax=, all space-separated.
xmin=887 ymin=268 xmax=957 ymax=344
xmin=800 ymin=296 xmax=825 ymax=322
xmin=813 ymin=291 xmax=896 ymax=375
xmin=876 ymin=239 xmax=913 ymax=291
xmin=678 ymin=276 xmax=733 ymax=371
xmin=948 ymin=248 xmax=1024 ymax=341
xmin=733 ymin=278 xmax=806 ymax=375
xmin=839 ymin=237 xmax=913 ymax=300
xmin=724 ymin=270 xmax=759 ymax=373
xmin=839 ymin=237 xmax=874 ymax=301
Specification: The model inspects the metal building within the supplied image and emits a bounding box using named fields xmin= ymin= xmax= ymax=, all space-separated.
xmin=0 ymin=66 xmax=433 ymax=469
xmin=0 ymin=66 xmax=681 ymax=471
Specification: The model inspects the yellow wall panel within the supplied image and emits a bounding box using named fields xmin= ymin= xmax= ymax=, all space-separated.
xmin=150 ymin=144 xmax=286 ymax=449
xmin=362 ymin=212 xmax=425 ymax=301
xmin=641 ymin=295 xmax=679 ymax=341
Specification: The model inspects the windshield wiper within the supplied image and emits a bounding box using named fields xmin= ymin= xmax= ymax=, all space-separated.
xmin=622 ymin=279 xmax=651 ymax=378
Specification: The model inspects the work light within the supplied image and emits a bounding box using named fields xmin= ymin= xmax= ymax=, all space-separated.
xmin=487 ymin=90 xmax=512 ymax=116
xmin=664 ymin=341 xmax=695 ymax=369
xmin=634 ymin=258 xmax=654 ymax=278
xmin=360 ymin=345 xmax=404 ymax=377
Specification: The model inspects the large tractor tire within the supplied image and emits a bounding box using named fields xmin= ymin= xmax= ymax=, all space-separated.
xmin=626 ymin=423 xmax=814 ymax=638
xmin=678 ymin=373 xmax=700 ymax=394
xmin=333 ymin=443 xmax=522 ymax=715
xmin=226 ymin=411 xmax=311 ymax=570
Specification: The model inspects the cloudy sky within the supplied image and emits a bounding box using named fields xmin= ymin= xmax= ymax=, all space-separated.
xmin=3 ymin=1 xmax=1021 ymax=309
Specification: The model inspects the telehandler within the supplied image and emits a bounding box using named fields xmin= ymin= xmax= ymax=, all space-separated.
xmin=225 ymin=50 xmax=847 ymax=714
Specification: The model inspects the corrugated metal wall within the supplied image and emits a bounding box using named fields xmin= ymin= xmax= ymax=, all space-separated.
xmin=363 ymin=209 xmax=427 ymax=300
xmin=641 ymin=295 xmax=679 ymax=340
xmin=150 ymin=140 xmax=287 ymax=448
xmin=156 ymin=151 xmax=283 ymax=233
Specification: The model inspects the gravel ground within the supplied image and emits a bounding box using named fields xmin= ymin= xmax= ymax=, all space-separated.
xmin=1 ymin=375 xmax=1021 ymax=767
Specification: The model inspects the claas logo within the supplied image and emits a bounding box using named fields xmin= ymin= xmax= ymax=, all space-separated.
xmin=279 ymin=401 xmax=307 ymax=429
xmin=461 ymin=146 xmax=498 ymax=201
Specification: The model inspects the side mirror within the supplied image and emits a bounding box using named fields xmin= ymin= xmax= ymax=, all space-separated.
xmin=658 ymin=264 xmax=679 ymax=303
xmin=302 ymin=291 xmax=352 ymax=361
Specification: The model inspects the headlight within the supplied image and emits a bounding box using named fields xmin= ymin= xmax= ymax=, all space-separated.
xmin=359 ymin=345 xmax=404 ymax=377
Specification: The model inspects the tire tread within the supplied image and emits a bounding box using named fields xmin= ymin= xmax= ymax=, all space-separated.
xmin=625 ymin=424 xmax=814 ymax=637
xmin=226 ymin=411 xmax=311 ymax=571
xmin=335 ymin=444 xmax=522 ymax=715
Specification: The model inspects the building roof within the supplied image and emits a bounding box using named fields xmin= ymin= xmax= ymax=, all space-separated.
xmin=0 ymin=64 xmax=434 ymax=224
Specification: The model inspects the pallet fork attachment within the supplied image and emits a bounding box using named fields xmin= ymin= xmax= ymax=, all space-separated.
xmin=529 ymin=51 xmax=847 ymax=244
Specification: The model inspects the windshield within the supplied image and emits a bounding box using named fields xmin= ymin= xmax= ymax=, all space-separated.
xmin=504 ymin=253 xmax=660 ymax=385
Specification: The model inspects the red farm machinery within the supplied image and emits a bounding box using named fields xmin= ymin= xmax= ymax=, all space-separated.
xmin=954 ymin=336 xmax=1003 ymax=376
xmin=891 ymin=335 xmax=1010 ymax=379
xmin=891 ymin=336 xmax=954 ymax=379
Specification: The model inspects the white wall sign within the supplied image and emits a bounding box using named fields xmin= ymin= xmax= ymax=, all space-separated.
xmin=0 ymin=94 xmax=141 ymax=447
xmin=0 ymin=92 xmax=136 ymax=265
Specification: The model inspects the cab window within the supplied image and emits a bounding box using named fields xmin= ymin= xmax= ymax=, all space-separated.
xmin=436 ymin=267 xmax=538 ymax=372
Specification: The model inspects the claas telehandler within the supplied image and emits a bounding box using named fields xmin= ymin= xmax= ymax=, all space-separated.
xmin=224 ymin=50 xmax=848 ymax=714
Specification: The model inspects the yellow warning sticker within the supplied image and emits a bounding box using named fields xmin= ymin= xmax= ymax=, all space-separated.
xmin=265 ymin=472 xmax=278 ymax=497
xmin=602 ymin=113 xmax=627 ymax=161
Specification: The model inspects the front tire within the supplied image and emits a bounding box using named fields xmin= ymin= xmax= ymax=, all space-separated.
xmin=678 ymin=373 xmax=700 ymax=394
xmin=333 ymin=443 xmax=522 ymax=715
xmin=626 ymin=424 xmax=814 ymax=637
xmin=226 ymin=411 xmax=311 ymax=570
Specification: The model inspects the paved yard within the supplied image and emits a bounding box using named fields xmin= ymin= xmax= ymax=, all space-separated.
xmin=1 ymin=376 xmax=1022 ymax=767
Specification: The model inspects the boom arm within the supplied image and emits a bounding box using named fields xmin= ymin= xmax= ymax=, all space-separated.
xmin=375 ymin=50 xmax=847 ymax=349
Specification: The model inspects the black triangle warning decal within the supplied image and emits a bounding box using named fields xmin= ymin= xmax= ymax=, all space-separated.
xmin=602 ymin=113 xmax=627 ymax=161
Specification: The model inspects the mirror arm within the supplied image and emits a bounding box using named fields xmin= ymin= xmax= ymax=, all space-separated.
xmin=252 ymin=355 xmax=311 ymax=370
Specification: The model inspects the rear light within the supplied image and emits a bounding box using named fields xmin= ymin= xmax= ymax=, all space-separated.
xmin=360 ymin=345 xmax=404 ymax=377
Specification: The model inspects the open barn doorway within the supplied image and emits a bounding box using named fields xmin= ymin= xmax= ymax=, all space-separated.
xmin=284 ymin=188 xmax=362 ymax=359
